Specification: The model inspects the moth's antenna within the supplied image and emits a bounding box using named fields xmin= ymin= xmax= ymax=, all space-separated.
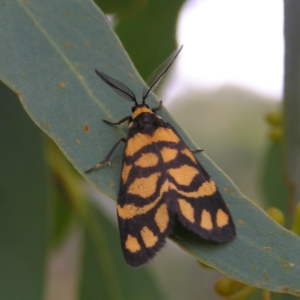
xmin=142 ymin=45 xmax=183 ymax=103
xmin=95 ymin=70 xmax=137 ymax=104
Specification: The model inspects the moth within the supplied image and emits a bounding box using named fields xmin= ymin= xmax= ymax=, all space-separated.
xmin=85 ymin=46 xmax=236 ymax=267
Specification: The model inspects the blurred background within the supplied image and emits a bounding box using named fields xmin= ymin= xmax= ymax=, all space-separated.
xmin=165 ymin=0 xmax=283 ymax=99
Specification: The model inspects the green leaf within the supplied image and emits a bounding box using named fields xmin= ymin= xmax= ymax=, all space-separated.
xmin=0 ymin=81 xmax=48 ymax=299
xmin=1 ymin=1 xmax=300 ymax=296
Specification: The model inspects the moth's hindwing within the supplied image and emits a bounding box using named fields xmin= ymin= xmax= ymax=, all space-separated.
xmin=117 ymin=115 xmax=236 ymax=267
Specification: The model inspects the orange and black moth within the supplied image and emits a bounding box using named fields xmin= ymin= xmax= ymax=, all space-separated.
xmin=85 ymin=46 xmax=236 ymax=267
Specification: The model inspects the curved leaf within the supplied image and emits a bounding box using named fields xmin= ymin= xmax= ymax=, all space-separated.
xmin=1 ymin=1 xmax=300 ymax=295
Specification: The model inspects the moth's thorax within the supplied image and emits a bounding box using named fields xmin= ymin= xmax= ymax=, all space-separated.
xmin=132 ymin=105 xmax=153 ymax=119
xmin=129 ymin=108 xmax=163 ymax=136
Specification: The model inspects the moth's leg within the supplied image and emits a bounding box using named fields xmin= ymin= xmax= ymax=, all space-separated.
xmin=103 ymin=115 xmax=131 ymax=126
xmin=152 ymin=100 xmax=162 ymax=113
xmin=190 ymin=148 xmax=203 ymax=153
xmin=85 ymin=138 xmax=126 ymax=173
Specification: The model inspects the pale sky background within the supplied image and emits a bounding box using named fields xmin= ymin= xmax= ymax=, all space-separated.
xmin=164 ymin=0 xmax=284 ymax=102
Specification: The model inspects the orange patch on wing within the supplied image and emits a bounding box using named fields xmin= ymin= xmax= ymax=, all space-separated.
xmin=181 ymin=148 xmax=197 ymax=163
xmin=140 ymin=226 xmax=158 ymax=248
xmin=216 ymin=209 xmax=229 ymax=228
xmin=168 ymin=164 xmax=199 ymax=186
xmin=135 ymin=152 xmax=159 ymax=168
xmin=154 ymin=203 xmax=169 ymax=232
xmin=153 ymin=127 xmax=180 ymax=143
xmin=161 ymin=147 xmax=178 ymax=163
xmin=178 ymin=199 xmax=195 ymax=223
xmin=170 ymin=179 xmax=216 ymax=198
xmin=126 ymin=128 xmax=180 ymax=157
xmin=125 ymin=235 xmax=141 ymax=253
xmin=125 ymin=133 xmax=152 ymax=157
xmin=200 ymin=209 xmax=213 ymax=230
xmin=128 ymin=172 xmax=161 ymax=198
xmin=117 ymin=180 xmax=168 ymax=219
xmin=121 ymin=163 xmax=132 ymax=184
xmin=198 ymin=179 xmax=217 ymax=197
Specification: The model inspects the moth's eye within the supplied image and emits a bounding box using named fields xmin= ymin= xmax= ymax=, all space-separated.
xmin=131 ymin=106 xmax=136 ymax=113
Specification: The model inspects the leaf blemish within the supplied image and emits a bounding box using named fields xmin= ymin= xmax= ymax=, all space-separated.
xmin=282 ymin=286 xmax=290 ymax=292
xmin=59 ymin=81 xmax=66 ymax=88
xmin=279 ymin=256 xmax=293 ymax=270
xmin=295 ymin=290 xmax=300 ymax=295
xmin=84 ymin=124 xmax=90 ymax=132
xmin=64 ymin=42 xmax=71 ymax=47
xmin=16 ymin=91 xmax=22 ymax=99
xmin=262 ymin=245 xmax=271 ymax=250
xmin=250 ymin=265 xmax=256 ymax=271
xmin=238 ymin=219 xmax=245 ymax=225
xmin=223 ymin=187 xmax=230 ymax=193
